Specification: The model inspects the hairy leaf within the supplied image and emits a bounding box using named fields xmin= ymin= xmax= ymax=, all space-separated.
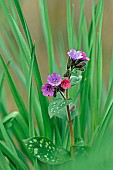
xmin=25 ymin=137 xmax=70 ymax=165
xmin=48 ymin=98 xmax=73 ymax=118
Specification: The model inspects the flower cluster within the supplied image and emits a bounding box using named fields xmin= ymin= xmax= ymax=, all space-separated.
xmin=41 ymin=49 xmax=90 ymax=97
xmin=41 ymin=72 xmax=71 ymax=97
xmin=67 ymin=49 xmax=90 ymax=61
xmin=67 ymin=49 xmax=90 ymax=72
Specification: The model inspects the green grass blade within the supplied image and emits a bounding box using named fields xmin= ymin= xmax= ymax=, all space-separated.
xmin=0 ymin=119 xmax=18 ymax=156
xmin=28 ymin=45 xmax=35 ymax=137
xmin=12 ymin=0 xmax=51 ymax=138
xmin=0 ymin=55 xmax=28 ymax=122
xmin=0 ymin=151 xmax=11 ymax=170
xmin=0 ymin=36 xmax=26 ymax=88
xmin=9 ymin=15 xmax=31 ymax=65
xmin=0 ymin=72 xmax=7 ymax=117
xmin=96 ymin=2 xmax=103 ymax=120
xmin=33 ymin=52 xmax=52 ymax=140
xmin=58 ymin=33 xmax=66 ymax=74
xmin=0 ymin=141 xmax=29 ymax=170
xmin=66 ymin=0 xmax=72 ymax=49
xmin=38 ymin=0 xmax=57 ymax=73
xmin=13 ymin=0 xmax=32 ymax=50
xmin=108 ymin=54 xmax=113 ymax=91
xmin=66 ymin=0 xmax=76 ymax=49
xmin=77 ymin=0 xmax=84 ymax=49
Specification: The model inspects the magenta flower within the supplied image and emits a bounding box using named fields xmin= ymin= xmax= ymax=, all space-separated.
xmin=67 ymin=49 xmax=83 ymax=61
xmin=41 ymin=84 xmax=55 ymax=96
xmin=47 ymin=72 xmax=62 ymax=86
xmin=80 ymin=51 xmax=90 ymax=61
xmin=60 ymin=79 xmax=71 ymax=89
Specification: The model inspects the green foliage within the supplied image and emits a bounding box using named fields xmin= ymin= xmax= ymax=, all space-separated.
xmin=48 ymin=98 xmax=73 ymax=118
xmin=25 ymin=137 xmax=70 ymax=165
xmin=0 ymin=0 xmax=113 ymax=169
xmin=70 ymin=75 xmax=82 ymax=86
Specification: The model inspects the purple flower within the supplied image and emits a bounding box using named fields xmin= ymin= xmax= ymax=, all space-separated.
xmin=67 ymin=49 xmax=83 ymax=61
xmin=41 ymin=84 xmax=55 ymax=96
xmin=80 ymin=51 xmax=90 ymax=61
xmin=47 ymin=72 xmax=62 ymax=86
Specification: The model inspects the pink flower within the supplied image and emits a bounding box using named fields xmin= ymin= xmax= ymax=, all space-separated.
xmin=67 ymin=49 xmax=90 ymax=61
xmin=47 ymin=72 xmax=62 ymax=86
xmin=41 ymin=84 xmax=55 ymax=96
xmin=80 ymin=51 xmax=90 ymax=61
xmin=60 ymin=79 xmax=71 ymax=89
xmin=67 ymin=49 xmax=83 ymax=61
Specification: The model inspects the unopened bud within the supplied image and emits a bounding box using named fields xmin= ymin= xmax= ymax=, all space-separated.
xmin=67 ymin=58 xmax=72 ymax=69
xmin=69 ymin=105 xmax=75 ymax=111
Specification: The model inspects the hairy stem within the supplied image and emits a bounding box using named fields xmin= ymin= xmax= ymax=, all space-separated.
xmin=59 ymin=89 xmax=75 ymax=158
xmin=59 ymin=90 xmax=66 ymax=100
xmin=66 ymin=89 xmax=75 ymax=158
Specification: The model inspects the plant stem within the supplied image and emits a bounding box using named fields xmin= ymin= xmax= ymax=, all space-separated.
xmin=59 ymin=89 xmax=75 ymax=158
xmin=59 ymin=90 xmax=66 ymax=100
xmin=66 ymin=89 xmax=75 ymax=158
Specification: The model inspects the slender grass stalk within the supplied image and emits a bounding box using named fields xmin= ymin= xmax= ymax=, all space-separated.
xmin=28 ymin=45 xmax=35 ymax=137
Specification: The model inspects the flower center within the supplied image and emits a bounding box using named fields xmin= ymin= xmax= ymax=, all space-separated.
xmin=53 ymin=78 xmax=57 ymax=83
xmin=47 ymin=86 xmax=51 ymax=91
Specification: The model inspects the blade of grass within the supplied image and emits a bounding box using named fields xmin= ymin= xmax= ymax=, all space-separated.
xmin=0 ymin=151 xmax=11 ymax=170
xmin=0 ymin=141 xmax=29 ymax=170
xmin=66 ymin=0 xmax=76 ymax=49
xmin=28 ymin=44 xmax=35 ymax=137
xmin=12 ymin=0 xmax=52 ymax=139
xmin=9 ymin=15 xmax=31 ymax=65
xmin=0 ymin=36 xmax=26 ymax=88
xmin=0 ymin=55 xmax=29 ymax=123
xmin=13 ymin=0 xmax=33 ymax=50
xmin=96 ymin=1 xmax=103 ymax=121
xmin=33 ymin=51 xmax=52 ymax=140
xmin=58 ymin=33 xmax=66 ymax=74
xmin=0 ymin=119 xmax=18 ymax=156
xmin=77 ymin=0 xmax=84 ymax=49
xmin=38 ymin=0 xmax=57 ymax=73
xmin=0 ymin=72 xmax=7 ymax=117
xmin=66 ymin=0 xmax=72 ymax=49
xmin=108 ymin=54 xmax=113 ymax=91
xmin=0 ymin=35 xmax=44 ymax=136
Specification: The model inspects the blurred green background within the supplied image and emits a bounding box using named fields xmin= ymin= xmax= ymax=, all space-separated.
xmin=0 ymin=0 xmax=112 ymax=112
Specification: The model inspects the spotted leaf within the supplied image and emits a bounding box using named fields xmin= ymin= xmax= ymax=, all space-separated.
xmin=75 ymin=137 xmax=90 ymax=157
xmin=70 ymin=75 xmax=82 ymax=86
xmin=48 ymin=98 xmax=73 ymax=118
xmin=24 ymin=137 xmax=70 ymax=165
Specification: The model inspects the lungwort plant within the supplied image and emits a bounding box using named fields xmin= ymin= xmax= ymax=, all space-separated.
xmin=0 ymin=0 xmax=113 ymax=170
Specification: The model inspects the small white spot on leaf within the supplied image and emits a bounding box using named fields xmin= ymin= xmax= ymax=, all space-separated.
xmin=44 ymin=155 xmax=47 ymax=158
xmin=34 ymin=148 xmax=38 ymax=154
xmin=33 ymin=139 xmax=37 ymax=142
xmin=40 ymin=144 xmax=42 ymax=147
xmin=49 ymin=146 xmax=51 ymax=149
xmin=37 ymin=155 xmax=40 ymax=158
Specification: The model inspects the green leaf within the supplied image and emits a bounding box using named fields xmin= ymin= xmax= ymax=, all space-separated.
xmin=75 ymin=145 xmax=89 ymax=157
xmin=25 ymin=137 xmax=70 ymax=165
xmin=0 ymin=151 xmax=11 ymax=170
xmin=2 ymin=111 xmax=19 ymax=128
xmin=0 ymin=55 xmax=29 ymax=122
xmin=70 ymin=75 xmax=82 ymax=86
xmin=0 ymin=141 xmax=29 ymax=170
xmin=38 ymin=0 xmax=57 ymax=73
xmin=74 ymin=137 xmax=90 ymax=157
xmin=48 ymin=98 xmax=73 ymax=118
